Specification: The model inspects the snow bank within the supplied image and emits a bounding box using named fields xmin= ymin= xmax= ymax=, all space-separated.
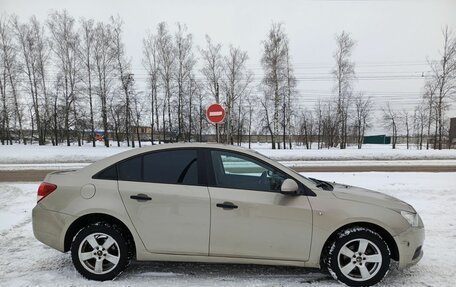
xmin=1 ymin=143 xmax=456 ymax=164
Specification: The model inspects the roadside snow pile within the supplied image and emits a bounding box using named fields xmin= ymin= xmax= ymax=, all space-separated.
xmin=0 ymin=172 xmax=455 ymax=286
xmin=0 ymin=145 xmax=129 ymax=164
xmin=257 ymin=146 xmax=456 ymax=161
xmin=1 ymin=143 xmax=456 ymax=164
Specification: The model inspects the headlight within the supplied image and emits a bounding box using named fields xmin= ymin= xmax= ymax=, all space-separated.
xmin=400 ymin=211 xmax=419 ymax=227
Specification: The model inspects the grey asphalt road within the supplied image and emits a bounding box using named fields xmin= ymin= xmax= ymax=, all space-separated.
xmin=1 ymin=165 xmax=455 ymax=182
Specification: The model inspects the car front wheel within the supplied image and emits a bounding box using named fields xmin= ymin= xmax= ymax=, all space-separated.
xmin=71 ymin=222 xmax=130 ymax=281
xmin=326 ymin=227 xmax=391 ymax=286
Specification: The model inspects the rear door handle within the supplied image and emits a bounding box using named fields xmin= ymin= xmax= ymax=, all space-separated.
xmin=216 ymin=202 xmax=238 ymax=210
xmin=130 ymin=194 xmax=152 ymax=201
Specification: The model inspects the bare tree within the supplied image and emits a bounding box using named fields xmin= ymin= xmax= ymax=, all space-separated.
xmin=299 ymin=109 xmax=313 ymax=149
xmin=260 ymin=93 xmax=274 ymax=146
xmin=131 ymin=91 xmax=145 ymax=147
xmin=48 ymin=10 xmax=81 ymax=146
xmin=142 ymin=31 xmax=160 ymax=144
xmin=413 ymin=102 xmax=426 ymax=150
xmin=246 ymin=94 xmax=256 ymax=149
xmin=221 ymin=45 xmax=252 ymax=144
xmin=174 ymin=23 xmax=195 ymax=141
xmin=333 ymin=31 xmax=356 ymax=149
xmin=402 ymin=110 xmax=411 ymax=149
xmin=0 ymin=17 xmax=23 ymax=144
xmin=195 ymin=79 xmax=206 ymax=142
xmin=314 ymin=100 xmax=323 ymax=149
xmin=353 ymin=93 xmax=372 ymax=149
xmin=13 ymin=16 xmax=49 ymax=145
xmin=93 ymin=21 xmax=116 ymax=147
xmin=156 ymin=22 xmax=175 ymax=142
xmin=382 ymin=103 xmax=400 ymax=149
xmin=79 ymin=18 xmax=96 ymax=147
xmin=284 ymin=42 xmax=296 ymax=149
xmin=261 ymin=23 xmax=288 ymax=149
xmin=428 ymin=26 xmax=456 ymax=149
xmin=200 ymin=35 xmax=223 ymax=142
xmin=422 ymin=80 xmax=438 ymax=149
xmin=186 ymin=75 xmax=199 ymax=142
xmin=0 ymin=44 xmax=12 ymax=145
xmin=109 ymin=97 xmax=124 ymax=147
xmin=319 ymin=101 xmax=338 ymax=148
xmin=111 ymin=16 xmax=135 ymax=147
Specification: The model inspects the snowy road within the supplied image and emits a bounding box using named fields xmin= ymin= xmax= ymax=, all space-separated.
xmin=0 ymin=172 xmax=455 ymax=286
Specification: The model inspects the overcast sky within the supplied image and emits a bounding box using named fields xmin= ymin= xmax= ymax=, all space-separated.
xmin=1 ymin=0 xmax=455 ymax=133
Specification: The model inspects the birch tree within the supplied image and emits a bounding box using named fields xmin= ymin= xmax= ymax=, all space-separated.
xmin=142 ymin=31 xmax=160 ymax=144
xmin=156 ymin=22 xmax=175 ymax=141
xmin=13 ymin=16 xmax=49 ymax=145
xmin=333 ymin=31 xmax=356 ymax=149
xmin=79 ymin=18 xmax=96 ymax=146
xmin=48 ymin=10 xmax=81 ymax=146
xmin=93 ymin=22 xmax=116 ymax=147
xmin=222 ymin=46 xmax=252 ymax=144
xmin=0 ymin=17 xmax=23 ymax=144
xmin=261 ymin=23 xmax=288 ymax=149
xmin=174 ymin=23 xmax=194 ymax=141
xmin=112 ymin=16 xmax=135 ymax=147
xmin=200 ymin=35 xmax=223 ymax=142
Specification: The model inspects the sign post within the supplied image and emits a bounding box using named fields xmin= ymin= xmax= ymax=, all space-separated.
xmin=206 ymin=103 xmax=225 ymax=143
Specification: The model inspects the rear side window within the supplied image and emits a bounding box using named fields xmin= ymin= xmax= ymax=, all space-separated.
xmin=143 ymin=150 xmax=198 ymax=185
xmin=94 ymin=165 xmax=118 ymax=180
xmin=118 ymin=156 xmax=142 ymax=181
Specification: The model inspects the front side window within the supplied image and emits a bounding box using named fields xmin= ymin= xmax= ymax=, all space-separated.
xmin=143 ymin=149 xmax=198 ymax=185
xmin=211 ymin=150 xmax=288 ymax=192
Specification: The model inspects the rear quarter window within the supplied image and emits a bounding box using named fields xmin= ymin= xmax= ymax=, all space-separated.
xmin=118 ymin=156 xmax=142 ymax=181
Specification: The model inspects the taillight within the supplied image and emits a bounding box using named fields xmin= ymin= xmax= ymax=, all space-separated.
xmin=37 ymin=182 xmax=57 ymax=202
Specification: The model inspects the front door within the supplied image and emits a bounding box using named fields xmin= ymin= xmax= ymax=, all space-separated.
xmin=118 ymin=149 xmax=210 ymax=255
xmin=208 ymin=150 xmax=313 ymax=261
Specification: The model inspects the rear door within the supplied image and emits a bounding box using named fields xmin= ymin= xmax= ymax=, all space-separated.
xmin=118 ymin=149 xmax=210 ymax=255
xmin=207 ymin=149 xmax=313 ymax=261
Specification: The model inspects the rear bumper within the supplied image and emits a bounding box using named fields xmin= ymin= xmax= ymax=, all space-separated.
xmin=32 ymin=204 xmax=74 ymax=252
xmin=394 ymin=225 xmax=425 ymax=269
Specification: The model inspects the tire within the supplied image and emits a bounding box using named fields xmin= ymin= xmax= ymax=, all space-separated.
xmin=71 ymin=222 xmax=131 ymax=281
xmin=326 ymin=227 xmax=391 ymax=287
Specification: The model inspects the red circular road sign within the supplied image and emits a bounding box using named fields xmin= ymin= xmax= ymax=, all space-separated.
xmin=206 ymin=103 xmax=225 ymax=124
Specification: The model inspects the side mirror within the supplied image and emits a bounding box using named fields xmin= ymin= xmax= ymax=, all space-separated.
xmin=281 ymin=178 xmax=299 ymax=195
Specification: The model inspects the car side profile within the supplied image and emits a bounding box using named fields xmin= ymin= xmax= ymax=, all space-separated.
xmin=32 ymin=143 xmax=424 ymax=286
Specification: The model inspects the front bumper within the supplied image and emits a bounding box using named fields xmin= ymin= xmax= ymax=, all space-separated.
xmin=32 ymin=204 xmax=74 ymax=252
xmin=394 ymin=225 xmax=425 ymax=269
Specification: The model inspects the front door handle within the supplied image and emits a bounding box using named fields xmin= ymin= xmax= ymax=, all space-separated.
xmin=130 ymin=194 xmax=152 ymax=201
xmin=216 ymin=202 xmax=238 ymax=210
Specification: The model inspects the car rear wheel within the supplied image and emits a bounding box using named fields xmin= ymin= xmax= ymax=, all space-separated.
xmin=326 ymin=227 xmax=390 ymax=286
xmin=71 ymin=222 xmax=130 ymax=281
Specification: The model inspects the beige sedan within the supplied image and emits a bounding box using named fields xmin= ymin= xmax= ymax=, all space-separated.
xmin=32 ymin=143 xmax=424 ymax=286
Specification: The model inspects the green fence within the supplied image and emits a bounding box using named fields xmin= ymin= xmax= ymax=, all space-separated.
xmin=363 ymin=135 xmax=391 ymax=144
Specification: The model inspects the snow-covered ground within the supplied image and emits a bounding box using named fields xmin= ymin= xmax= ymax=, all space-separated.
xmin=1 ymin=143 xmax=456 ymax=165
xmin=0 ymin=172 xmax=455 ymax=286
